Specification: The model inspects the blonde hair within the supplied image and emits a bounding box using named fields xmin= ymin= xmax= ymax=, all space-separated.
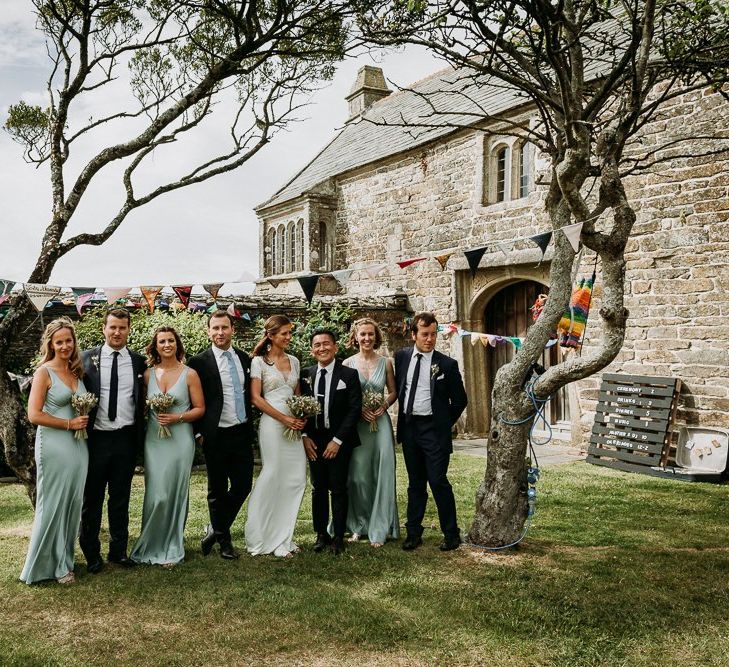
xmin=347 ymin=317 xmax=383 ymax=350
xmin=39 ymin=317 xmax=83 ymax=378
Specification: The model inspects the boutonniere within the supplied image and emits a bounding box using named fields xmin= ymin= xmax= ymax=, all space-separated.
xmin=303 ymin=376 xmax=312 ymax=388
xmin=91 ymin=355 xmax=100 ymax=371
xmin=430 ymin=364 xmax=440 ymax=379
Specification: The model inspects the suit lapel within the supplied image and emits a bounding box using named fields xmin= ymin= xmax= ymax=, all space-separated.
xmin=328 ymin=361 xmax=341 ymax=418
xmin=207 ymin=348 xmax=224 ymax=396
xmin=429 ymin=351 xmax=443 ymax=409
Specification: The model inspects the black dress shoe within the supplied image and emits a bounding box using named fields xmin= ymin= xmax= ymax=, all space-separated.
xmin=108 ymin=555 xmax=136 ymax=568
xmin=219 ymin=543 xmax=240 ymax=560
xmin=201 ymin=524 xmax=217 ymax=556
xmin=330 ymin=537 xmax=345 ymax=555
xmin=313 ymin=533 xmax=332 ymax=553
xmin=87 ymin=559 xmax=104 ymax=574
xmin=439 ymin=535 xmax=462 ymax=552
xmin=401 ymin=535 xmax=423 ymax=551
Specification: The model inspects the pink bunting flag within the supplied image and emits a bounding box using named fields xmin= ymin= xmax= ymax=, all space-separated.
xmin=75 ymin=293 xmax=95 ymax=315
xmin=103 ymin=287 xmax=131 ymax=303
xmin=364 ymin=264 xmax=387 ymax=279
xmin=140 ymin=286 xmax=163 ymax=313
xmin=396 ymin=257 xmax=426 ymax=269
xmin=561 ymin=221 xmax=583 ymax=253
xmin=486 ymin=334 xmax=499 ymax=347
xmin=0 ymin=294 xmax=9 ymax=306
xmin=227 ymin=302 xmax=240 ymax=318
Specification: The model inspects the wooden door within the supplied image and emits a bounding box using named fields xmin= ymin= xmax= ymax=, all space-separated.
xmin=484 ymin=280 xmax=570 ymax=429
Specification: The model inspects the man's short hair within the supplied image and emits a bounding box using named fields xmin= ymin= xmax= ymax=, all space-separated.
xmin=411 ymin=311 xmax=438 ymax=334
xmin=309 ymin=328 xmax=337 ymax=346
xmin=207 ymin=310 xmax=235 ymax=327
xmin=104 ymin=307 xmax=131 ymax=325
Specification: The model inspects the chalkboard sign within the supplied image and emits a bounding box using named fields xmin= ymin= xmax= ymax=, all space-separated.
xmin=587 ymin=373 xmax=681 ymax=477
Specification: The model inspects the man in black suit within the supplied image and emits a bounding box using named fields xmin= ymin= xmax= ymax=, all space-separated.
xmin=80 ymin=308 xmax=146 ymax=572
xmin=188 ymin=310 xmax=254 ymax=560
xmin=301 ymin=329 xmax=362 ymax=555
xmin=395 ymin=312 xmax=468 ymax=552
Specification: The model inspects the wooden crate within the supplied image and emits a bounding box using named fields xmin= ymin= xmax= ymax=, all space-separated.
xmin=587 ymin=373 xmax=681 ymax=478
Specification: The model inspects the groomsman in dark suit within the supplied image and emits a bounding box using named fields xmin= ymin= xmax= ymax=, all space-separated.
xmin=395 ymin=312 xmax=468 ymax=552
xmin=301 ymin=329 xmax=362 ymax=555
xmin=80 ymin=308 xmax=146 ymax=572
xmin=188 ymin=310 xmax=254 ymax=560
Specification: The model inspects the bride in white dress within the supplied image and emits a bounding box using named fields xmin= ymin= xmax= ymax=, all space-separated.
xmin=245 ymin=315 xmax=307 ymax=557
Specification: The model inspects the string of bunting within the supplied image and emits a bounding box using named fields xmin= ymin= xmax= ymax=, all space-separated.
xmin=283 ymin=221 xmax=584 ymax=303
xmin=437 ymin=323 xmax=559 ymax=350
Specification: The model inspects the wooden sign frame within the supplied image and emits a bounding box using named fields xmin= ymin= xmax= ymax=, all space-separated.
xmin=587 ymin=373 xmax=682 ymax=477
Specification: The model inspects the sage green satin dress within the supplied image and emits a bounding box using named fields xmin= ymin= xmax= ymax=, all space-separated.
xmin=20 ymin=369 xmax=88 ymax=584
xmin=131 ymin=367 xmax=194 ymax=565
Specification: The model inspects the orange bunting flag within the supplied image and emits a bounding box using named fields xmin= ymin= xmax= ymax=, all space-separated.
xmin=434 ymin=253 xmax=453 ymax=270
xmin=140 ymin=286 xmax=163 ymax=313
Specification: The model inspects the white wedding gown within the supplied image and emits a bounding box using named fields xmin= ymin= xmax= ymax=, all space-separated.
xmin=245 ymin=354 xmax=306 ymax=556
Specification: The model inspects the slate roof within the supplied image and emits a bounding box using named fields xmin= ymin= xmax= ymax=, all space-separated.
xmin=257 ymin=65 xmax=530 ymax=211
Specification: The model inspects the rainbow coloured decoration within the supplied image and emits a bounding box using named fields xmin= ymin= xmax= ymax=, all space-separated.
xmin=557 ymin=276 xmax=594 ymax=348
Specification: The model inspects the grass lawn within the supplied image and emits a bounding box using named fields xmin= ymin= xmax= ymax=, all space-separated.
xmin=1 ymin=453 xmax=728 ymax=667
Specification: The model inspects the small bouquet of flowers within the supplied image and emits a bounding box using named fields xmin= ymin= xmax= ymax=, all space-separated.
xmin=146 ymin=393 xmax=176 ymax=439
xmin=284 ymin=395 xmax=321 ymax=441
xmin=70 ymin=392 xmax=98 ymax=440
xmin=362 ymin=389 xmax=388 ymax=432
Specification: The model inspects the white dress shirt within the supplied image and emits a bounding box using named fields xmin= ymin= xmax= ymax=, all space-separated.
xmin=403 ymin=348 xmax=434 ymax=416
xmin=212 ymin=345 xmax=247 ymax=428
xmin=94 ymin=344 xmax=135 ymax=430
xmin=315 ymin=359 xmax=337 ymax=430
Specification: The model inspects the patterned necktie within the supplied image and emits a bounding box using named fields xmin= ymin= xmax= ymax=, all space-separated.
xmin=108 ymin=351 xmax=119 ymax=421
xmin=316 ymin=368 xmax=327 ymax=430
xmin=405 ymin=353 xmax=423 ymax=416
xmin=222 ymin=350 xmax=247 ymax=423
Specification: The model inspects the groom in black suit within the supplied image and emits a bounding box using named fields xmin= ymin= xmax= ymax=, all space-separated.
xmin=80 ymin=308 xmax=146 ymax=572
xmin=301 ymin=329 xmax=362 ymax=555
xmin=188 ymin=310 xmax=254 ymax=560
xmin=395 ymin=312 xmax=468 ymax=552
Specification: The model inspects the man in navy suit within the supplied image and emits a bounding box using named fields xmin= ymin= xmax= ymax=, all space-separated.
xmin=395 ymin=312 xmax=468 ymax=552
xmin=80 ymin=308 xmax=146 ymax=572
xmin=188 ymin=310 xmax=254 ymax=560
xmin=300 ymin=329 xmax=362 ymax=555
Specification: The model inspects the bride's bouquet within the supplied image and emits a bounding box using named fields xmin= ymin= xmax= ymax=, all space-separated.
xmin=362 ymin=390 xmax=388 ymax=432
xmin=146 ymin=393 xmax=176 ymax=439
xmin=284 ymin=395 xmax=321 ymax=441
xmin=70 ymin=392 xmax=98 ymax=440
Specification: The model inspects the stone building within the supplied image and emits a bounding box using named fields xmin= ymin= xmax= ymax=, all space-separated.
xmin=254 ymin=64 xmax=729 ymax=443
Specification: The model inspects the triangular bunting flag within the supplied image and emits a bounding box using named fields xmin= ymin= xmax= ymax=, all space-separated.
xmin=24 ymin=283 xmax=61 ymax=312
xmin=364 ymin=264 xmax=387 ymax=279
xmin=203 ymin=283 xmax=224 ymax=300
xmin=0 ymin=280 xmax=15 ymax=295
xmin=464 ymin=247 xmax=487 ymax=278
xmin=434 ymin=253 xmax=453 ymax=270
xmin=242 ymin=312 xmax=251 ymax=322
xmin=72 ymin=287 xmax=96 ymax=316
xmin=234 ymin=270 xmax=256 ymax=283
xmin=529 ymin=232 xmax=553 ymax=259
xmin=508 ymin=336 xmax=523 ymax=351
xmin=470 ymin=332 xmax=480 ymax=346
xmin=396 ymin=257 xmax=426 ymax=269
xmin=458 ymin=328 xmax=470 ymax=337
xmin=561 ymin=222 xmax=583 ymax=253
xmin=140 ymin=286 xmax=163 ymax=313
xmin=478 ymin=334 xmax=491 ymax=347
xmin=103 ymin=287 xmax=131 ymax=303
xmin=297 ymin=274 xmax=320 ymax=304
xmin=172 ymin=285 xmax=193 ymax=307
xmin=227 ymin=302 xmax=240 ymax=318
xmin=486 ymin=334 xmax=499 ymax=347
xmin=267 ymin=279 xmax=283 ymax=289
xmin=330 ymin=269 xmax=354 ymax=286
xmin=0 ymin=294 xmax=9 ymax=306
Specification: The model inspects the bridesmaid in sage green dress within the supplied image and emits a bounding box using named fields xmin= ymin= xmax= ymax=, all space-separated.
xmin=131 ymin=327 xmax=204 ymax=567
xmin=21 ymin=318 xmax=89 ymax=585
xmin=343 ymin=318 xmax=400 ymax=547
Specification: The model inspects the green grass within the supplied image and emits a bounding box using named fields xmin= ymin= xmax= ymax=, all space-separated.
xmin=1 ymin=454 xmax=728 ymax=666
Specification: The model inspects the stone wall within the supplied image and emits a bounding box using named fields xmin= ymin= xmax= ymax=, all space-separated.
xmin=328 ymin=87 xmax=729 ymax=437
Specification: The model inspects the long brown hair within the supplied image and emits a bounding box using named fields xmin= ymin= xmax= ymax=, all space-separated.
xmin=252 ymin=315 xmax=292 ymax=357
xmin=38 ymin=317 xmax=84 ymax=378
xmin=146 ymin=326 xmax=185 ymax=366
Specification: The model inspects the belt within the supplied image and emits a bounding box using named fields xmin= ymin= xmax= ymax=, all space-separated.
xmin=217 ymin=422 xmax=248 ymax=432
xmin=406 ymin=414 xmax=433 ymax=421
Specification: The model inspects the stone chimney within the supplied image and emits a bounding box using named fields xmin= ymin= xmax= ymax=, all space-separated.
xmin=346 ymin=66 xmax=391 ymax=121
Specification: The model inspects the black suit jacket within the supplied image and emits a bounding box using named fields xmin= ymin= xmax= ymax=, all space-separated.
xmin=187 ymin=347 xmax=254 ymax=445
xmin=300 ymin=359 xmax=362 ymax=449
xmin=81 ymin=345 xmax=147 ymax=448
xmin=394 ymin=347 xmax=468 ymax=451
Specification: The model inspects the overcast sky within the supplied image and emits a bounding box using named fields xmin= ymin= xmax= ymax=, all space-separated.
xmin=0 ymin=2 xmax=440 ymax=294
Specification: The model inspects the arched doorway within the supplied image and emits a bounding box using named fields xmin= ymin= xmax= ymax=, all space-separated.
xmin=484 ymin=280 xmax=571 ymax=435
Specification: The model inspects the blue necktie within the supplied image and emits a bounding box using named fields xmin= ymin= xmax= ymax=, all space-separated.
xmin=223 ymin=350 xmax=247 ymax=423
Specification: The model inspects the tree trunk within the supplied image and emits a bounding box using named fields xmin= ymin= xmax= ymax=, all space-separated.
xmin=0 ymin=297 xmax=38 ymax=505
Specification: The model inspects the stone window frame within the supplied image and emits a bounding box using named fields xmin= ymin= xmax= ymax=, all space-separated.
xmin=276 ymin=224 xmax=286 ymax=275
xmin=286 ymin=220 xmax=296 ymax=273
xmin=296 ymin=219 xmax=305 ymax=271
xmin=482 ymin=135 xmax=534 ymax=206
xmin=265 ymin=227 xmax=276 ymax=276
xmin=318 ymin=220 xmax=330 ymax=272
